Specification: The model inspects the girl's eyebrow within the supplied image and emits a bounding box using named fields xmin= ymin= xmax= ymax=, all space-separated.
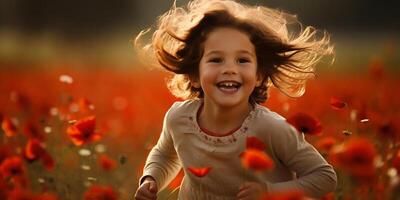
xmin=204 ymin=50 xmax=255 ymax=57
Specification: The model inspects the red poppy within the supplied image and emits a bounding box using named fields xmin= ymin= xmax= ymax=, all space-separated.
xmin=240 ymin=149 xmax=274 ymax=172
xmin=24 ymin=139 xmax=54 ymax=171
xmin=329 ymin=137 xmax=376 ymax=178
xmin=83 ymin=185 xmax=118 ymax=200
xmin=187 ymin=166 xmax=212 ymax=177
xmin=66 ymin=116 xmax=101 ymax=146
xmin=0 ymin=156 xmax=28 ymax=188
xmin=1 ymin=117 xmax=18 ymax=137
xmin=315 ymin=137 xmax=337 ymax=152
xmin=246 ymin=136 xmax=266 ymax=151
xmin=99 ymin=155 xmax=116 ymax=171
xmin=260 ymin=190 xmax=306 ymax=200
xmin=0 ymin=156 xmax=25 ymax=178
xmin=330 ymin=97 xmax=347 ymax=110
xmin=25 ymin=139 xmax=45 ymax=161
xmin=286 ymin=113 xmax=322 ymax=135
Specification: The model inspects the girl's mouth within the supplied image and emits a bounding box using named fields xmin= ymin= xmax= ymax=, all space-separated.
xmin=216 ymin=81 xmax=242 ymax=93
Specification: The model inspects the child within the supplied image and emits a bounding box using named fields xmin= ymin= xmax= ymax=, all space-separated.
xmin=134 ymin=0 xmax=336 ymax=199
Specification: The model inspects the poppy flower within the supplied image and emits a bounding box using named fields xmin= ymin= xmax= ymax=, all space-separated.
xmin=24 ymin=139 xmax=45 ymax=161
xmin=329 ymin=137 xmax=376 ymax=178
xmin=240 ymin=149 xmax=274 ymax=172
xmin=246 ymin=136 xmax=266 ymax=151
xmin=66 ymin=116 xmax=101 ymax=146
xmin=1 ymin=117 xmax=17 ymax=137
xmin=83 ymin=185 xmax=118 ymax=200
xmin=187 ymin=167 xmax=212 ymax=177
xmin=24 ymin=139 xmax=54 ymax=171
xmin=260 ymin=190 xmax=306 ymax=200
xmin=286 ymin=113 xmax=322 ymax=135
xmin=99 ymin=155 xmax=117 ymax=171
xmin=0 ymin=156 xmax=25 ymax=178
xmin=0 ymin=156 xmax=28 ymax=188
xmin=330 ymin=97 xmax=347 ymax=110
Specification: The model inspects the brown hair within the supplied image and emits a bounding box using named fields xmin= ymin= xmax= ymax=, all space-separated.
xmin=134 ymin=0 xmax=333 ymax=104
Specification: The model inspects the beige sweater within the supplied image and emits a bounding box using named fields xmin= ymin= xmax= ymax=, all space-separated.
xmin=140 ymin=99 xmax=337 ymax=199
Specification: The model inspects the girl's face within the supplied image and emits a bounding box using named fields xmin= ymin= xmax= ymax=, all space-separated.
xmin=196 ymin=27 xmax=259 ymax=108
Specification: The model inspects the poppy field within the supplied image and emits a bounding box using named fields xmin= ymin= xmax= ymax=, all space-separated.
xmin=0 ymin=59 xmax=400 ymax=199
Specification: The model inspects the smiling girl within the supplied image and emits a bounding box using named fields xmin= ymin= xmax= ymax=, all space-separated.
xmin=134 ymin=0 xmax=336 ymax=199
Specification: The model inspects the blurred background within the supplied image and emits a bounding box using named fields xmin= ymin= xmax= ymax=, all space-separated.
xmin=1 ymin=0 xmax=400 ymax=199
xmin=0 ymin=0 xmax=399 ymax=71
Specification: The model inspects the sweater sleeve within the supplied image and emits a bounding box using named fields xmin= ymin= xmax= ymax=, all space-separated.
xmin=139 ymin=103 xmax=182 ymax=191
xmin=266 ymin=123 xmax=337 ymax=198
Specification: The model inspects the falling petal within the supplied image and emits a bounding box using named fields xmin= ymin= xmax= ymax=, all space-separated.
xmin=187 ymin=166 xmax=212 ymax=177
xmin=240 ymin=149 xmax=274 ymax=172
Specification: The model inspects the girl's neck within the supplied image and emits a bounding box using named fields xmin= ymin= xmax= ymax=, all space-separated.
xmin=198 ymin=99 xmax=252 ymax=136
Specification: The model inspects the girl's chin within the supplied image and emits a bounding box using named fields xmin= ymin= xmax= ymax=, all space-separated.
xmin=211 ymin=98 xmax=247 ymax=108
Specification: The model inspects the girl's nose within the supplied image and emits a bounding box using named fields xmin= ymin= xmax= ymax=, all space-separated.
xmin=222 ymin=61 xmax=238 ymax=75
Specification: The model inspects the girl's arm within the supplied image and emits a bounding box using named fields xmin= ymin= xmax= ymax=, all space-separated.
xmin=139 ymin=104 xmax=182 ymax=191
xmin=267 ymin=123 xmax=337 ymax=198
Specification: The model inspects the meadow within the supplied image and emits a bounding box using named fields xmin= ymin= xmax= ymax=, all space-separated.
xmin=1 ymin=54 xmax=400 ymax=200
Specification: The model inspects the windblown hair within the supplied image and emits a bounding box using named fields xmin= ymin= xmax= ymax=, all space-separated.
xmin=134 ymin=0 xmax=333 ymax=104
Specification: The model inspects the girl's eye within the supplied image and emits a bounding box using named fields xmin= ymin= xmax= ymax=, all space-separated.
xmin=237 ymin=58 xmax=250 ymax=64
xmin=208 ymin=58 xmax=223 ymax=63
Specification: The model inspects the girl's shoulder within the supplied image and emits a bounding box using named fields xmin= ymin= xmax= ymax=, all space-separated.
xmin=164 ymin=99 xmax=201 ymax=122
xmin=251 ymin=104 xmax=295 ymax=136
